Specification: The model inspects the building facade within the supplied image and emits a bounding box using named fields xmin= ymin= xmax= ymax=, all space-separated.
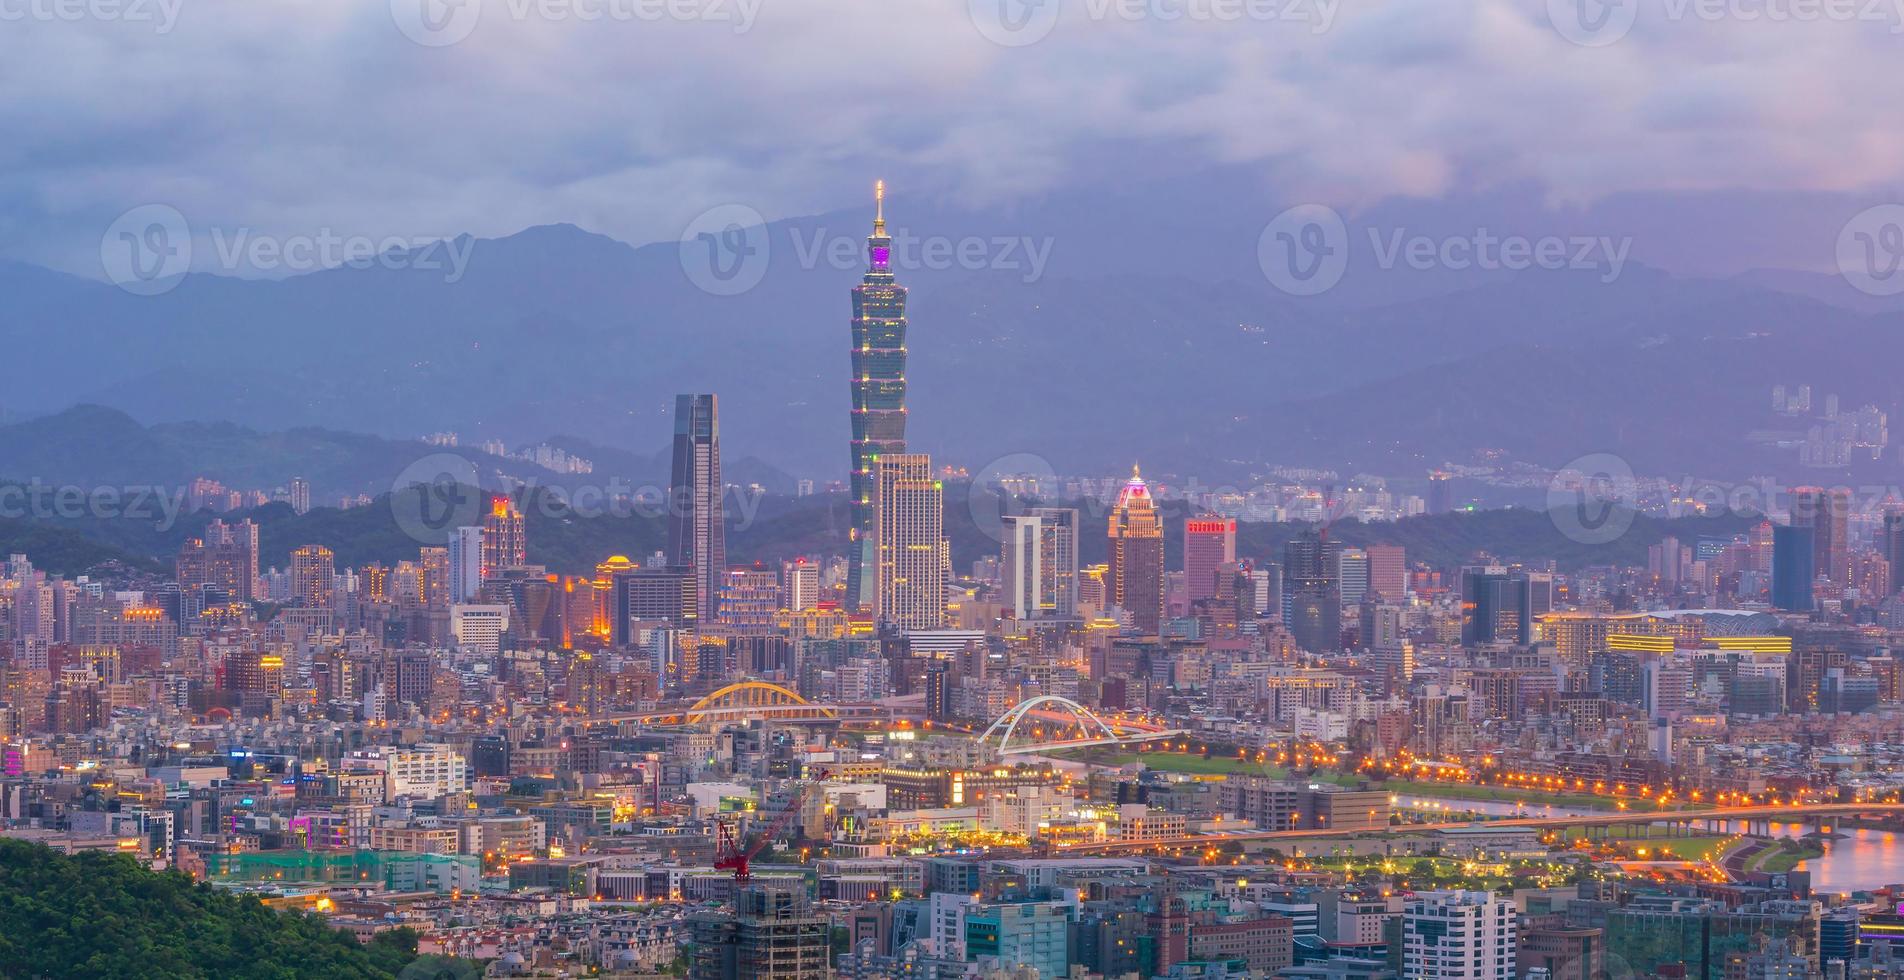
xmin=667 ymin=393 xmax=725 ymax=625
xmin=1107 ymin=467 xmax=1165 ymax=633
xmin=847 ymin=182 xmax=909 ymax=613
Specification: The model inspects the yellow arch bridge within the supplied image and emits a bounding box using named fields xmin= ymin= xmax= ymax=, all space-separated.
xmin=592 ymin=682 xmax=906 ymax=726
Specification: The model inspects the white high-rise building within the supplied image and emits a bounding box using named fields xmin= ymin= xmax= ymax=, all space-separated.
xmin=450 ymin=603 xmax=510 ymax=656
xmin=782 ymin=558 xmax=820 ymax=612
xmin=448 ymin=526 xmax=484 ymax=603
xmin=1402 ymin=890 xmax=1517 ymax=980
xmin=928 ymin=892 xmax=976 ymax=959
xmin=349 ymin=744 xmax=470 ymax=802
xmin=1001 ymin=508 xmax=1079 ymax=619
xmin=1337 ymin=547 xmax=1370 ymax=607
xmin=873 ymin=454 xmax=946 ymax=631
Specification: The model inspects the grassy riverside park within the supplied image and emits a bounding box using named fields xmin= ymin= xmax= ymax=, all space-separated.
xmin=1745 ymin=837 xmax=1828 ymax=873
xmin=1066 ymin=749 xmax=1693 ymax=813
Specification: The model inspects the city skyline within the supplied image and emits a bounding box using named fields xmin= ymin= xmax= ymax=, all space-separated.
xmin=8 ymin=4 xmax=1904 ymax=978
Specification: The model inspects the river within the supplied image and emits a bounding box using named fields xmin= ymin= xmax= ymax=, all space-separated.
xmin=1398 ymin=795 xmax=1904 ymax=894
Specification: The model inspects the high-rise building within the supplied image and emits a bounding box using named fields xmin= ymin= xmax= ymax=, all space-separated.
xmin=1284 ymin=531 xmax=1340 ymax=653
xmin=846 ymin=181 xmax=908 ymax=612
xmin=1402 ymin=891 xmax=1516 ymax=980
xmin=1427 ymin=471 xmax=1453 ymax=515
xmin=1254 ymin=562 xmax=1281 ymax=618
xmin=611 ymin=566 xmax=699 ymax=644
xmin=1107 ymin=466 xmax=1165 ymax=633
xmin=1605 ymin=896 xmax=1821 ymax=980
xmin=289 ymin=544 xmax=335 ymax=609
xmin=873 ymin=453 xmax=945 ymax=631
xmin=717 ymin=569 xmax=779 ymax=635
xmin=1461 ymin=565 xmax=1531 ymax=646
xmin=1517 ymin=917 xmax=1604 ymax=980
xmin=482 ymin=495 xmax=526 ymax=578
xmin=1772 ymin=524 xmax=1816 ymax=612
xmin=1882 ymin=508 xmax=1904 ymax=596
xmin=419 ymin=546 xmax=450 ymax=609
xmin=961 ymin=898 xmax=1077 ymax=980
xmin=689 ymin=883 xmax=830 ymax=980
xmin=1366 ymin=543 xmax=1406 ymax=600
xmin=448 ymin=526 xmax=483 ymax=604
xmin=1002 ymin=507 xmax=1080 ymax=619
xmin=781 ymin=558 xmax=819 ymax=612
xmin=1337 ymin=547 xmax=1370 ymax=607
xmin=1791 ymin=486 xmax=1850 ymax=583
xmin=1183 ymin=515 xmax=1237 ymax=605
xmin=924 ymin=660 xmax=952 ymax=722
xmin=288 ymin=477 xmax=311 ymax=515
xmin=667 ymin=393 xmax=725 ymax=624
xmin=175 ymin=518 xmax=259 ymax=606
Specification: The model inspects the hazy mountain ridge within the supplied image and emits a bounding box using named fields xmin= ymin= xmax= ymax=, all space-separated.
xmin=7 ymin=182 xmax=1903 ymax=483
xmin=0 ymin=405 xmax=796 ymax=501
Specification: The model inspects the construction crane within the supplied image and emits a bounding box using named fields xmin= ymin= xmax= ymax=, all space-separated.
xmin=714 ymin=769 xmax=830 ymax=883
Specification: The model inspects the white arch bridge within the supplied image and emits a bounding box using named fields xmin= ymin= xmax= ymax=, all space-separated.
xmin=979 ymin=695 xmax=1188 ymax=756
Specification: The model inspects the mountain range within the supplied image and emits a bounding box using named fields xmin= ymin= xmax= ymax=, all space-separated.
xmin=0 ymin=405 xmax=796 ymax=502
xmin=6 ymin=175 xmax=1904 ymax=485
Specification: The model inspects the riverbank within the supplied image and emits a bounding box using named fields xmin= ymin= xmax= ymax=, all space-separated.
xmin=1746 ymin=837 xmax=1828 ymax=873
xmin=1064 ymin=750 xmax=1630 ymax=812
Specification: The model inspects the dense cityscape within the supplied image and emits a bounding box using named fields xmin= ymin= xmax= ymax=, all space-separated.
xmin=4 ymin=184 xmax=1904 ymax=980
xmin=14 ymin=0 xmax=1904 ymax=974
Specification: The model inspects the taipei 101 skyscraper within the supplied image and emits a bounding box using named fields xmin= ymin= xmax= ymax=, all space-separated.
xmin=846 ymin=181 xmax=908 ymax=611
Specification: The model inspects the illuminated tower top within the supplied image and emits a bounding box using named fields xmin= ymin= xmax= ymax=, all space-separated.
xmin=1112 ymin=465 xmax=1162 ymax=536
xmin=846 ymin=180 xmax=910 ymax=611
xmin=868 ymin=179 xmax=891 ymax=272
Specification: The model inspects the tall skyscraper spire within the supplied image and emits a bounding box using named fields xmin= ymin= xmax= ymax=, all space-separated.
xmin=667 ymin=393 xmax=724 ymax=625
xmin=846 ymin=181 xmax=908 ymax=611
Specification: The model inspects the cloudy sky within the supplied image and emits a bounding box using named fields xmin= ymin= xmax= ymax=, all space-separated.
xmin=5 ymin=0 xmax=1903 ymax=277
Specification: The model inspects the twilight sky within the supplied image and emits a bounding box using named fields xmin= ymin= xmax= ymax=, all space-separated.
xmin=5 ymin=0 xmax=1904 ymax=277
